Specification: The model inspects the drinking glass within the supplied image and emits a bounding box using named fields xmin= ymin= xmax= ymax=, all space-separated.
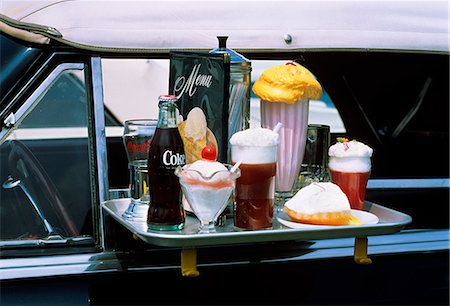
xmin=328 ymin=139 xmax=373 ymax=210
xmin=122 ymin=119 xmax=157 ymax=219
xmin=175 ymin=164 xmax=240 ymax=233
xmin=231 ymin=141 xmax=278 ymax=229
xmin=260 ymin=98 xmax=309 ymax=205
xmin=295 ymin=124 xmax=330 ymax=191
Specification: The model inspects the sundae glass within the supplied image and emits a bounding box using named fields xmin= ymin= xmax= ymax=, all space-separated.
xmin=175 ymin=146 xmax=240 ymax=233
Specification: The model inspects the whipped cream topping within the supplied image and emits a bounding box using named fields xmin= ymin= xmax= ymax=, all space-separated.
xmin=285 ymin=182 xmax=350 ymax=214
xmin=328 ymin=140 xmax=373 ymax=172
xmin=230 ymin=128 xmax=279 ymax=147
xmin=230 ymin=128 xmax=279 ymax=164
xmin=187 ymin=159 xmax=227 ymax=178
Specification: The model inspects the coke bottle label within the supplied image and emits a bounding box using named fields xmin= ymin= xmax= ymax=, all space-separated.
xmin=162 ymin=150 xmax=185 ymax=167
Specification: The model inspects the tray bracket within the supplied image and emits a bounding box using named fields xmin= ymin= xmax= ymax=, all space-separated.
xmin=354 ymin=237 xmax=372 ymax=265
xmin=181 ymin=247 xmax=200 ymax=277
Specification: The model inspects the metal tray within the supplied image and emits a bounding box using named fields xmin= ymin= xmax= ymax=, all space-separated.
xmin=102 ymin=199 xmax=412 ymax=247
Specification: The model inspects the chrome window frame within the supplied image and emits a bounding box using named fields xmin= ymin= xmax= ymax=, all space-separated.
xmin=367 ymin=178 xmax=450 ymax=190
xmin=89 ymin=57 xmax=109 ymax=249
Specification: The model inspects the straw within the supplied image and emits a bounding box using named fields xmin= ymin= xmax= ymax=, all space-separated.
xmin=273 ymin=122 xmax=283 ymax=134
xmin=230 ymin=160 xmax=243 ymax=173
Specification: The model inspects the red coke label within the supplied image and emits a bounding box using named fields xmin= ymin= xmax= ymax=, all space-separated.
xmin=127 ymin=139 xmax=151 ymax=153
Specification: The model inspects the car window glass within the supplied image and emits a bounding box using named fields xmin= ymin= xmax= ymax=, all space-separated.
xmin=0 ymin=67 xmax=94 ymax=245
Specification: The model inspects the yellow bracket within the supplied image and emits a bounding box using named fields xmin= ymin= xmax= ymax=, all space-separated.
xmin=354 ymin=237 xmax=372 ymax=265
xmin=181 ymin=247 xmax=200 ymax=277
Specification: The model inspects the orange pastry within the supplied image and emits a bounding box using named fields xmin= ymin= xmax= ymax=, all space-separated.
xmin=284 ymin=182 xmax=351 ymax=226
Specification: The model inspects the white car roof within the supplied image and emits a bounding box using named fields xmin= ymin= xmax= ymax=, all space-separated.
xmin=1 ymin=0 xmax=449 ymax=52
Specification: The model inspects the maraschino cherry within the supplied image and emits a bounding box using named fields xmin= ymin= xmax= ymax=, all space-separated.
xmin=201 ymin=145 xmax=217 ymax=161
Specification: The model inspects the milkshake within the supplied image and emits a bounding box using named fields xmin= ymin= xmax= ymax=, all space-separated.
xmin=328 ymin=138 xmax=373 ymax=210
xmin=230 ymin=128 xmax=279 ymax=229
xmin=252 ymin=62 xmax=322 ymax=200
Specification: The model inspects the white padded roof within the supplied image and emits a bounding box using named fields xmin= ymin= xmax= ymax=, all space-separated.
xmin=1 ymin=0 xmax=449 ymax=52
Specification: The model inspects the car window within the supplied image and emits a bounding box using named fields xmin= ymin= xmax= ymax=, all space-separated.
xmin=0 ymin=65 xmax=95 ymax=247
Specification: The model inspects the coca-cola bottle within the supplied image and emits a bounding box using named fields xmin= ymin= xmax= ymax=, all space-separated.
xmin=147 ymin=95 xmax=186 ymax=230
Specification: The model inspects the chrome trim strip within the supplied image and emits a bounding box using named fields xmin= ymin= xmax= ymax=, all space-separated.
xmin=0 ymin=229 xmax=448 ymax=281
xmin=4 ymin=126 xmax=123 ymax=140
xmin=367 ymin=178 xmax=450 ymax=189
xmin=90 ymin=57 xmax=109 ymax=250
xmin=0 ymin=63 xmax=84 ymax=141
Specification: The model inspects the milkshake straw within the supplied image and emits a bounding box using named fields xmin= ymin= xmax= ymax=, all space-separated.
xmin=230 ymin=160 xmax=242 ymax=173
xmin=273 ymin=122 xmax=283 ymax=134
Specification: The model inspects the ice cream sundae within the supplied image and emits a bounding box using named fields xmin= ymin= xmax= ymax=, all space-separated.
xmin=252 ymin=62 xmax=322 ymax=200
xmin=328 ymin=138 xmax=373 ymax=210
xmin=175 ymin=145 xmax=240 ymax=233
xmin=284 ymin=182 xmax=351 ymax=225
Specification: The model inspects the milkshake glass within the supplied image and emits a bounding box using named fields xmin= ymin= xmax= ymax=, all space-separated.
xmin=252 ymin=62 xmax=322 ymax=205
xmin=328 ymin=139 xmax=373 ymax=210
xmin=261 ymin=98 xmax=309 ymax=199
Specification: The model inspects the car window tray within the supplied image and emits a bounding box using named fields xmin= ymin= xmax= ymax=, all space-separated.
xmin=102 ymin=199 xmax=412 ymax=248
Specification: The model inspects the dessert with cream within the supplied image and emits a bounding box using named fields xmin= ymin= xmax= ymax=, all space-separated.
xmin=284 ymin=182 xmax=351 ymax=225
xmin=252 ymin=62 xmax=322 ymax=198
xmin=328 ymin=138 xmax=373 ymax=210
xmin=175 ymin=146 xmax=240 ymax=232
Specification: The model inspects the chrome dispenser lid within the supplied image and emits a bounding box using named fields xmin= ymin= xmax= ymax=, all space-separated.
xmin=210 ymin=36 xmax=250 ymax=65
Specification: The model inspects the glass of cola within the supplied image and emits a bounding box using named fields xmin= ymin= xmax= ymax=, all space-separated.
xmin=122 ymin=119 xmax=157 ymax=220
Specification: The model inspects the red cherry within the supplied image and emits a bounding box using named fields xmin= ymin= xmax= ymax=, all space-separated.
xmin=285 ymin=62 xmax=296 ymax=66
xmin=201 ymin=145 xmax=217 ymax=161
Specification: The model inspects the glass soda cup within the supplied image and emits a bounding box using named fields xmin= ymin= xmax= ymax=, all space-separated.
xmin=328 ymin=139 xmax=373 ymax=210
xmin=230 ymin=128 xmax=279 ymax=229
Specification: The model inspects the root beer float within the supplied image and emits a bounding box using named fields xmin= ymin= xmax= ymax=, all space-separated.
xmin=328 ymin=138 xmax=373 ymax=210
xmin=230 ymin=128 xmax=279 ymax=229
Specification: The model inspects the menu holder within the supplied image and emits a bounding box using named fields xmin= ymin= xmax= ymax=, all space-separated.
xmin=169 ymin=50 xmax=230 ymax=163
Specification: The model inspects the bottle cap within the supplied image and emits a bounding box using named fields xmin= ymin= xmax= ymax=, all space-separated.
xmin=158 ymin=95 xmax=178 ymax=106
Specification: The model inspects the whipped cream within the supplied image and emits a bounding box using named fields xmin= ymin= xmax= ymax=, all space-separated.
xmin=328 ymin=140 xmax=373 ymax=172
xmin=230 ymin=128 xmax=279 ymax=164
xmin=285 ymin=182 xmax=350 ymax=214
xmin=230 ymin=128 xmax=279 ymax=147
xmin=187 ymin=159 xmax=227 ymax=178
